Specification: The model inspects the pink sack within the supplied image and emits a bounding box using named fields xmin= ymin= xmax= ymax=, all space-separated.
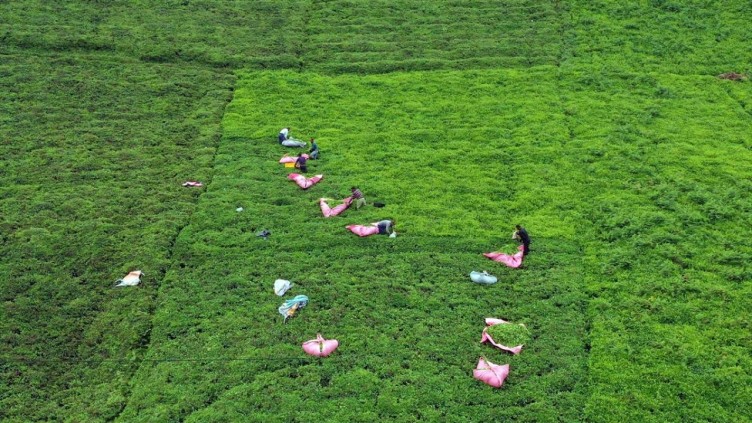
xmin=346 ymin=224 xmax=380 ymax=237
xmin=288 ymin=173 xmax=323 ymax=189
xmin=483 ymin=245 xmax=524 ymax=268
xmin=481 ymin=318 xmax=524 ymax=355
xmin=473 ymin=357 xmax=510 ymax=388
xmin=182 ymin=181 xmax=203 ymax=187
xmin=302 ymin=334 xmax=339 ymax=357
xmin=320 ymin=197 xmax=353 ymax=217
xmin=279 ymin=154 xmax=309 ymax=163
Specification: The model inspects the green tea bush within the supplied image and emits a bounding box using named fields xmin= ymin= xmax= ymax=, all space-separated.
xmin=0 ymin=54 xmax=234 ymax=420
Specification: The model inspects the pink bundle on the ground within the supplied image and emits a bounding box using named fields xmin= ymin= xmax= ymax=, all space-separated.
xmin=473 ymin=357 xmax=509 ymax=388
xmin=346 ymin=224 xmax=380 ymax=237
xmin=481 ymin=318 xmax=524 ymax=355
xmin=320 ymin=197 xmax=353 ymax=217
xmin=483 ymin=245 xmax=524 ymax=268
xmin=302 ymin=334 xmax=339 ymax=357
xmin=279 ymin=154 xmax=309 ymax=163
xmin=182 ymin=181 xmax=203 ymax=187
xmin=288 ymin=173 xmax=323 ymax=189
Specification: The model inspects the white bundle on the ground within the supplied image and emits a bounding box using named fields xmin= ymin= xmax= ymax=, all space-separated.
xmin=115 ymin=270 xmax=144 ymax=287
xmin=470 ymin=271 xmax=497 ymax=285
xmin=274 ymin=279 xmax=293 ymax=296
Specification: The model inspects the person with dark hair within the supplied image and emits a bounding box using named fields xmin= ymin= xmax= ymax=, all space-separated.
xmin=278 ymin=127 xmax=290 ymax=144
xmin=512 ymin=224 xmax=531 ymax=256
xmin=294 ymin=152 xmax=308 ymax=173
xmin=309 ymin=138 xmax=319 ymax=159
xmin=278 ymin=127 xmax=306 ymax=147
xmin=351 ymin=186 xmax=366 ymax=209
xmin=376 ymin=219 xmax=395 ymax=235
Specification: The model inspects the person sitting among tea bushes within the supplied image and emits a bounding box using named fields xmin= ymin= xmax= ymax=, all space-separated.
xmin=278 ymin=127 xmax=306 ymax=147
xmin=309 ymin=138 xmax=319 ymax=159
xmin=351 ymin=186 xmax=366 ymax=209
xmin=376 ymin=219 xmax=395 ymax=235
xmin=346 ymin=219 xmax=397 ymax=237
xmin=294 ymin=153 xmax=308 ymax=173
xmin=512 ymin=224 xmax=531 ymax=256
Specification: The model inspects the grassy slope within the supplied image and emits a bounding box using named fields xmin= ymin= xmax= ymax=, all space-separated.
xmin=0 ymin=0 xmax=564 ymax=72
xmin=0 ymin=0 xmax=308 ymax=68
xmin=0 ymin=1 xmax=305 ymax=420
xmin=564 ymin=72 xmax=752 ymax=422
xmin=0 ymin=54 xmax=234 ymax=421
xmin=117 ymin=69 xmax=589 ymax=422
xmin=561 ymin=2 xmax=752 ymax=421
xmin=303 ymin=0 xmax=563 ymax=73
xmin=565 ymin=0 xmax=752 ymax=75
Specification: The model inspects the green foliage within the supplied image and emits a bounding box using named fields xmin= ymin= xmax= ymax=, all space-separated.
xmin=486 ymin=323 xmax=531 ymax=347
xmin=0 ymin=54 xmax=234 ymax=421
xmin=0 ymin=0 xmax=309 ymax=68
xmin=564 ymin=0 xmax=752 ymax=75
xmin=563 ymin=72 xmax=752 ymax=422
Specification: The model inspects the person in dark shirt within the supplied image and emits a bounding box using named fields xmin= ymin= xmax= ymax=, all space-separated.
xmin=513 ymin=224 xmax=531 ymax=256
xmin=376 ymin=219 xmax=395 ymax=235
xmin=295 ymin=153 xmax=308 ymax=173
xmin=309 ymin=138 xmax=319 ymax=159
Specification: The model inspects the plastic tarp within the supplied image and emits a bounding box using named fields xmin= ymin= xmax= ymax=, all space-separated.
xmin=480 ymin=318 xmax=525 ymax=355
xmin=279 ymin=154 xmax=309 ymax=163
xmin=278 ymin=295 xmax=309 ymax=321
xmin=470 ymin=271 xmax=497 ymax=284
xmin=345 ymin=224 xmax=380 ymax=237
xmin=302 ymin=334 xmax=339 ymax=357
xmin=288 ymin=173 xmax=323 ymax=189
xmin=274 ymin=279 xmax=293 ymax=296
xmin=473 ymin=357 xmax=509 ymax=388
xmin=320 ymin=197 xmax=353 ymax=217
xmin=281 ymin=139 xmax=306 ymax=148
xmin=115 ymin=270 xmax=144 ymax=287
xmin=483 ymin=245 xmax=524 ymax=268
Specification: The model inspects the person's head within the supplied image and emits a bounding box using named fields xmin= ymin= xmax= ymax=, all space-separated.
xmin=311 ymin=137 xmax=315 ymax=142
xmin=298 ymin=153 xmax=303 ymax=157
xmin=515 ymin=224 xmax=522 ymax=230
xmin=351 ymin=186 xmax=357 ymax=191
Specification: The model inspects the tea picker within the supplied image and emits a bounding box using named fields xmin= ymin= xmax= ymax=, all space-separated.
xmin=278 ymin=127 xmax=306 ymax=148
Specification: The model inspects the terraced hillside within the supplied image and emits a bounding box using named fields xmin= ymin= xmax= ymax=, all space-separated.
xmin=1 ymin=1 xmax=750 ymax=422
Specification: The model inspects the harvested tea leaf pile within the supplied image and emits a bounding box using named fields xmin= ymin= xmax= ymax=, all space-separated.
xmin=486 ymin=323 xmax=531 ymax=347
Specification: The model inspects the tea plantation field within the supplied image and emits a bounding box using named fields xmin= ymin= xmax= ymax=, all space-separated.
xmin=1 ymin=1 xmax=751 ymax=422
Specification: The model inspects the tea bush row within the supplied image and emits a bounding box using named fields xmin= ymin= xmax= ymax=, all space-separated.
xmin=0 ymin=53 xmax=234 ymax=421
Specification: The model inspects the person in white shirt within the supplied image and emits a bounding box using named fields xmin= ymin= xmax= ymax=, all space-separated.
xmin=278 ymin=127 xmax=306 ymax=147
